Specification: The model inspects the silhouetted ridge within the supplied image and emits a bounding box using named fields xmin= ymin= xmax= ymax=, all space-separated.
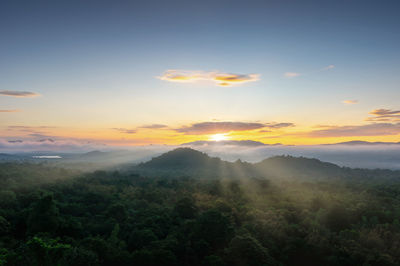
xmin=139 ymin=148 xmax=221 ymax=170
xmin=79 ymin=150 xmax=105 ymax=157
xmin=255 ymin=155 xmax=343 ymax=178
xmin=138 ymin=148 xmax=259 ymax=178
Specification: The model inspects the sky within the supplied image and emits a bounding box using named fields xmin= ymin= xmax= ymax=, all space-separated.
xmin=1 ymin=0 xmax=400 ymax=150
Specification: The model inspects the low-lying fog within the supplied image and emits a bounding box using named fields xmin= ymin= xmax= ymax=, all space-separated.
xmin=187 ymin=143 xmax=400 ymax=169
xmin=2 ymin=139 xmax=399 ymax=169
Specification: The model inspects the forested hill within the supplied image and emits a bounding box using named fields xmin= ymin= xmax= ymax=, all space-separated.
xmin=138 ymin=148 xmax=220 ymax=170
xmin=136 ymin=148 xmax=400 ymax=182
xmin=136 ymin=148 xmax=256 ymax=178
xmin=254 ymin=156 xmax=344 ymax=180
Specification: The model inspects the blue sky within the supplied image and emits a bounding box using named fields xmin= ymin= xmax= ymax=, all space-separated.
xmin=1 ymin=0 xmax=400 ymax=147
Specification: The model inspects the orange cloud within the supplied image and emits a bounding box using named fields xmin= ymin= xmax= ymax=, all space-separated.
xmin=212 ymin=73 xmax=259 ymax=86
xmin=158 ymin=70 xmax=259 ymax=86
xmin=342 ymin=100 xmax=358 ymax=105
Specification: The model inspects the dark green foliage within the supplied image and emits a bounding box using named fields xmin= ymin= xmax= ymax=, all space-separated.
xmin=226 ymin=234 xmax=276 ymax=266
xmin=106 ymin=204 xmax=127 ymax=222
xmin=0 ymin=191 xmax=16 ymax=209
xmin=127 ymin=229 xmax=157 ymax=251
xmin=0 ymin=217 xmax=10 ymax=236
xmin=194 ymin=210 xmax=234 ymax=247
xmin=324 ymin=205 xmax=352 ymax=232
xmin=27 ymin=195 xmax=60 ymax=235
xmin=174 ymin=197 xmax=198 ymax=219
xmin=24 ymin=236 xmax=72 ymax=266
xmin=203 ymin=255 xmax=226 ymax=266
xmin=1 ymin=154 xmax=400 ymax=265
xmin=62 ymin=247 xmax=99 ymax=266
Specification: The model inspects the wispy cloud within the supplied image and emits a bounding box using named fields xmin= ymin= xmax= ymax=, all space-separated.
xmin=322 ymin=64 xmax=335 ymax=70
xmin=342 ymin=100 xmax=358 ymax=105
xmin=284 ymin=72 xmax=301 ymax=78
xmin=366 ymin=108 xmax=400 ymax=122
xmin=7 ymin=126 xmax=55 ymax=134
xmin=5 ymin=125 xmax=58 ymax=138
xmin=264 ymin=122 xmax=295 ymax=129
xmin=111 ymin=124 xmax=168 ymax=134
xmin=0 ymin=109 xmax=21 ymax=112
xmin=0 ymin=90 xmax=40 ymax=97
xmin=177 ymin=122 xmax=265 ymax=135
xmin=284 ymin=64 xmax=335 ymax=78
xmin=8 ymin=125 xmax=55 ymax=130
xmin=213 ymin=73 xmax=259 ymax=86
xmin=28 ymin=133 xmax=55 ymax=139
xmin=307 ymin=123 xmax=400 ymax=137
xmin=158 ymin=70 xmax=259 ymax=87
xmin=176 ymin=121 xmax=294 ymax=135
xmin=112 ymin=128 xmax=137 ymax=134
xmin=140 ymin=124 xmax=168 ymax=129
xmin=369 ymin=109 xmax=400 ymax=116
xmin=0 ymin=138 xmax=107 ymax=153
xmin=301 ymin=109 xmax=400 ymax=137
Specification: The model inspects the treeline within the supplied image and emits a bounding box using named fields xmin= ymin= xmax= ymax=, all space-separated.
xmin=1 ymin=161 xmax=400 ymax=265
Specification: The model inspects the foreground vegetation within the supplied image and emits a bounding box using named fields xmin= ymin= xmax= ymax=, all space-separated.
xmin=1 ymin=149 xmax=400 ymax=265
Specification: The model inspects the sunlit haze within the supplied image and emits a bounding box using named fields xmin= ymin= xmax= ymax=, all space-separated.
xmin=1 ymin=1 xmax=400 ymax=151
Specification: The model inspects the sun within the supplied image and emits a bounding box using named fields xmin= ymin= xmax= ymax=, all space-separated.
xmin=209 ymin=133 xmax=229 ymax=142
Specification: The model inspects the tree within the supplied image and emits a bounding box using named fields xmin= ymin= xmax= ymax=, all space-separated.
xmin=174 ymin=197 xmax=198 ymax=219
xmin=0 ymin=190 xmax=16 ymax=208
xmin=0 ymin=216 xmax=10 ymax=236
xmin=106 ymin=203 xmax=127 ymax=222
xmin=25 ymin=236 xmax=72 ymax=266
xmin=203 ymin=255 xmax=226 ymax=266
xmin=62 ymin=247 xmax=99 ymax=266
xmin=128 ymin=229 xmax=157 ymax=251
xmin=324 ymin=205 xmax=351 ymax=232
xmin=27 ymin=195 xmax=60 ymax=234
xmin=0 ymin=248 xmax=8 ymax=266
xmin=226 ymin=234 xmax=276 ymax=266
xmin=194 ymin=210 xmax=234 ymax=248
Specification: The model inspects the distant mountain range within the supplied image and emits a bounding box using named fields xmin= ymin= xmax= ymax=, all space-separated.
xmin=182 ymin=139 xmax=400 ymax=147
xmin=326 ymin=140 xmax=400 ymax=145
xmin=181 ymin=140 xmax=282 ymax=147
xmin=0 ymin=149 xmax=161 ymax=171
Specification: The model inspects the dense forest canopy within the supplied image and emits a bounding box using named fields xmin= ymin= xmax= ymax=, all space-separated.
xmin=1 ymin=148 xmax=400 ymax=265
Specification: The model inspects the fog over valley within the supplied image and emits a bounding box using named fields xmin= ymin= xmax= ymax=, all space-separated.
xmin=2 ymin=139 xmax=400 ymax=170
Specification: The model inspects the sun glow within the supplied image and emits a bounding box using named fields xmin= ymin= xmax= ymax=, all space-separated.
xmin=209 ymin=133 xmax=229 ymax=141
